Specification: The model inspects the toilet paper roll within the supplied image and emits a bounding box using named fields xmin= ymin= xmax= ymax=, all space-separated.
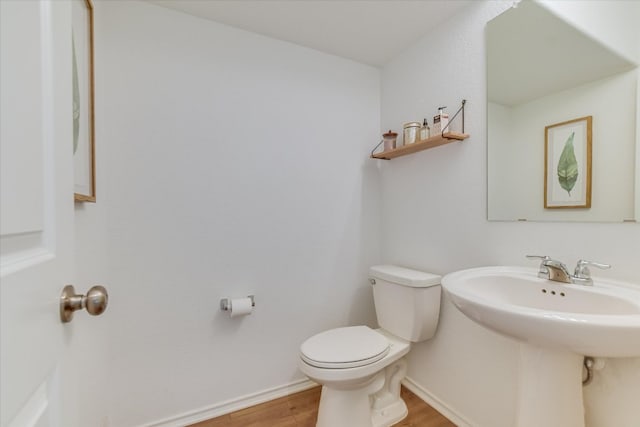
xmin=229 ymin=297 xmax=253 ymax=317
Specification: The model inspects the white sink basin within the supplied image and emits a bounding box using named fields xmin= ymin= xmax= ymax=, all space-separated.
xmin=443 ymin=266 xmax=640 ymax=427
xmin=442 ymin=266 xmax=640 ymax=357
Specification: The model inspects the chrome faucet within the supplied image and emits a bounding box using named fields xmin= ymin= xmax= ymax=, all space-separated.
xmin=526 ymin=255 xmax=611 ymax=285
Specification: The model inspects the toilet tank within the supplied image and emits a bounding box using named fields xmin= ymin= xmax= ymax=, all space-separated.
xmin=369 ymin=265 xmax=441 ymax=342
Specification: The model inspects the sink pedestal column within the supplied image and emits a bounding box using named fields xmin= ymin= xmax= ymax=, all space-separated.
xmin=516 ymin=344 xmax=585 ymax=427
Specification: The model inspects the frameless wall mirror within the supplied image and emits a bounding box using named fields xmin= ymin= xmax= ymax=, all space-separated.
xmin=487 ymin=0 xmax=638 ymax=222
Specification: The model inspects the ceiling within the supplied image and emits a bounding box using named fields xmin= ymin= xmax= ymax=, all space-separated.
xmin=146 ymin=0 xmax=473 ymax=67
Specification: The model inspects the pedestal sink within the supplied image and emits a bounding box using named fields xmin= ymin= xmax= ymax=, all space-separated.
xmin=442 ymin=266 xmax=640 ymax=427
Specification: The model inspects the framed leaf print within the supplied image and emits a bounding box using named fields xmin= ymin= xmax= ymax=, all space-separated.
xmin=72 ymin=0 xmax=96 ymax=202
xmin=544 ymin=116 xmax=592 ymax=209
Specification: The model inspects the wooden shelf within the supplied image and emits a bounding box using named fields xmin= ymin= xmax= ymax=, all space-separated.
xmin=371 ymin=131 xmax=470 ymax=160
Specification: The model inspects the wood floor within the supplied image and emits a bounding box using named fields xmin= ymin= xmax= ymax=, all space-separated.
xmin=188 ymin=385 xmax=455 ymax=427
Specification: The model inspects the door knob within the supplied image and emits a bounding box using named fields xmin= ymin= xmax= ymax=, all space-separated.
xmin=60 ymin=285 xmax=109 ymax=323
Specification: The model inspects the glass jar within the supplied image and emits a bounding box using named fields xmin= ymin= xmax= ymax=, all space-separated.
xmin=382 ymin=130 xmax=398 ymax=151
xmin=403 ymin=122 xmax=421 ymax=146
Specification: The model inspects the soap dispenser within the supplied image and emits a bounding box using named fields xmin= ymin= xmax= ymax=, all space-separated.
xmin=432 ymin=106 xmax=449 ymax=135
xmin=419 ymin=119 xmax=430 ymax=140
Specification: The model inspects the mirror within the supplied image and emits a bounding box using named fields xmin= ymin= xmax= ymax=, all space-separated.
xmin=487 ymin=0 xmax=638 ymax=222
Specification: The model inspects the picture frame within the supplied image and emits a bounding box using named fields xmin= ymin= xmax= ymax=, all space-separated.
xmin=72 ymin=0 xmax=96 ymax=202
xmin=544 ymin=116 xmax=592 ymax=209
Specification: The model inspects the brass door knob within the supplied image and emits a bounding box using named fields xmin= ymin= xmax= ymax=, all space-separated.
xmin=60 ymin=285 xmax=109 ymax=323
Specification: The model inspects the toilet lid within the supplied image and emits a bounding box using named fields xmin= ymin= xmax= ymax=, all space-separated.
xmin=300 ymin=326 xmax=390 ymax=369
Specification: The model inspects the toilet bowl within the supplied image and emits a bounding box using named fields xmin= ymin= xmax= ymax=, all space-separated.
xmin=298 ymin=265 xmax=442 ymax=427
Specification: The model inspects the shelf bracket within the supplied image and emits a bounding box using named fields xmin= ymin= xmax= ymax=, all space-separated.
xmin=370 ymin=139 xmax=389 ymax=160
xmin=441 ymin=99 xmax=466 ymax=137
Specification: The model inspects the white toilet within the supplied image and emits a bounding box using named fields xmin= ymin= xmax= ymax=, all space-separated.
xmin=298 ymin=265 xmax=441 ymax=427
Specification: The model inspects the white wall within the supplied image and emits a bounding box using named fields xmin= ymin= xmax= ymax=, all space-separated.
xmin=94 ymin=1 xmax=381 ymax=426
xmin=380 ymin=1 xmax=640 ymax=427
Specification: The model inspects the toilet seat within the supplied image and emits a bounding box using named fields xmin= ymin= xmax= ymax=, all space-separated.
xmin=300 ymin=326 xmax=390 ymax=369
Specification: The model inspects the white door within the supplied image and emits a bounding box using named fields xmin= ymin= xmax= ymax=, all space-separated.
xmin=1 ymin=1 xmax=99 ymax=426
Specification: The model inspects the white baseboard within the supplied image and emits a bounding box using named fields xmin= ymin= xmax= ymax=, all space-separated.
xmin=141 ymin=378 xmax=318 ymax=427
xmin=139 ymin=375 xmax=468 ymax=427
xmin=402 ymin=376 xmax=475 ymax=427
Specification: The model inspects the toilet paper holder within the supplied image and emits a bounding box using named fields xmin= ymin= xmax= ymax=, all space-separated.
xmin=220 ymin=295 xmax=255 ymax=312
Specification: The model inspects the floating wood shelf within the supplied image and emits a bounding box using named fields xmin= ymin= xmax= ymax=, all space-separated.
xmin=371 ymin=131 xmax=470 ymax=160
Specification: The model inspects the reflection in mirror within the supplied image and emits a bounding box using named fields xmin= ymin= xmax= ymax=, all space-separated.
xmin=487 ymin=0 xmax=637 ymax=222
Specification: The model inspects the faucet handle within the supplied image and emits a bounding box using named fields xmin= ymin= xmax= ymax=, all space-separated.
xmin=574 ymin=259 xmax=611 ymax=278
xmin=526 ymin=255 xmax=551 ymax=279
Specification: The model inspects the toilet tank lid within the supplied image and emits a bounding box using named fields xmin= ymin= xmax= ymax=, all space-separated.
xmin=369 ymin=265 xmax=441 ymax=288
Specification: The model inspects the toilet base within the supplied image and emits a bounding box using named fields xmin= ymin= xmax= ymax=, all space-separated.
xmin=316 ymin=373 xmax=385 ymax=427
xmin=314 ymin=358 xmax=410 ymax=427
xmin=372 ymin=398 xmax=408 ymax=427
xmin=371 ymin=358 xmax=408 ymax=427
